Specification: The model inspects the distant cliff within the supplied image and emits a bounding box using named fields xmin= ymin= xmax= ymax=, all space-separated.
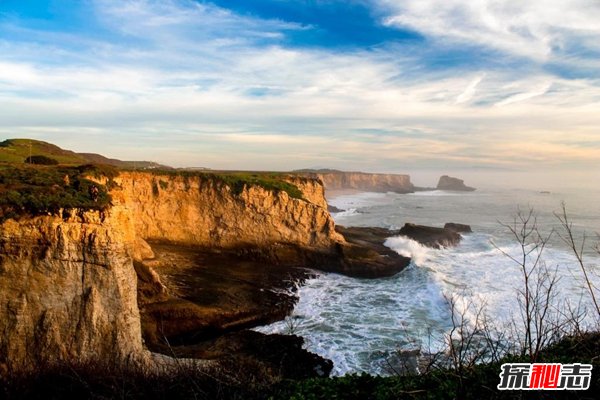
xmin=436 ymin=175 xmax=476 ymax=191
xmin=301 ymin=170 xmax=414 ymax=193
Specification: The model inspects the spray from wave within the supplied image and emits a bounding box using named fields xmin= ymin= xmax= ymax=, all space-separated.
xmin=384 ymin=236 xmax=430 ymax=265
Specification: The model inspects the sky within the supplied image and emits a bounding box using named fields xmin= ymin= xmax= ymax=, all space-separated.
xmin=1 ymin=0 xmax=599 ymax=188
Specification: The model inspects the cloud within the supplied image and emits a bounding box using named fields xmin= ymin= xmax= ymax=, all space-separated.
xmin=377 ymin=0 xmax=600 ymax=62
xmin=494 ymin=82 xmax=553 ymax=106
xmin=0 ymin=0 xmax=599 ymax=177
xmin=456 ymin=75 xmax=484 ymax=104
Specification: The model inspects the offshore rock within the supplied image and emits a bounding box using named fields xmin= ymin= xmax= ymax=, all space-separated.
xmin=436 ymin=175 xmax=476 ymax=191
xmin=399 ymin=223 xmax=462 ymax=249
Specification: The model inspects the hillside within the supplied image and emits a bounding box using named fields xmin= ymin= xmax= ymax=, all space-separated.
xmin=0 ymin=138 xmax=169 ymax=169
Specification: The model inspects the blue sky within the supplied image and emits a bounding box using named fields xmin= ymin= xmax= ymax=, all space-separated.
xmin=1 ymin=0 xmax=599 ymax=187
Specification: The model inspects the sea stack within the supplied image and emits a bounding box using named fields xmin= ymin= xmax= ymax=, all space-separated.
xmin=436 ymin=175 xmax=476 ymax=191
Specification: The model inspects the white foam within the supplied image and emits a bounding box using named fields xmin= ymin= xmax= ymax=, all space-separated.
xmin=384 ymin=236 xmax=431 ymax=266
xmin=408 ymin=190 xmax=464 ymax=197
xmin=332 ymin=208 xmax=359 ymax=218
xmin=256 ymin=189 xmax=600 ymax=376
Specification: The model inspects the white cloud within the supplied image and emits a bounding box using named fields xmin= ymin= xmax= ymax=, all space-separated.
xmin=456 ymin=75 xmax=484 ymax=104
xmin=378 ymin=0 xmax=600 ymax=61
xmin=0 ymin=0 xmax=599 ymax=175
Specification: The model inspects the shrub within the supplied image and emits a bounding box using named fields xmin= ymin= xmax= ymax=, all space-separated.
xmin=24 ymin=155 xmax=59 ymax=165
xmin=0 ymin=165 xmax=114 ymax=221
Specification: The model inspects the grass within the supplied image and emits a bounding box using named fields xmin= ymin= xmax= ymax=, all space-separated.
xmin=0 ymin=139 xmax=87 ymax=165
xmin=0 ymin=164 xmax=307 ymax=222
xmin=138 ymin=169 xmax=305 ymax=200
xmin=0 ymin=164 xmax=114 ymax=222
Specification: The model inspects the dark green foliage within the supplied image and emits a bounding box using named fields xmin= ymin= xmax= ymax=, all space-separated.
xmin=24 ymin=155 xmax=59 ymax=165
xmin=0 ymin=164 xmax=114 ymax=221
xmin=77 ymin=163 xmax=119 ymax=180
xmin=159 ymin=180 xmax=169 ymax=190
xmin=0 ymin=333 xmax=596 ymax=399
xmin=273 ymin=332 xmax=600 ymax=400
xmin=210 ymin=173 xmax=303 ymax=199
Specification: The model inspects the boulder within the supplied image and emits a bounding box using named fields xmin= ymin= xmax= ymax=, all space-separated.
xmin=399 ymin=223 xmax=462 ymax=249
xmin=444 ymin=222 xmax=472 ymax=233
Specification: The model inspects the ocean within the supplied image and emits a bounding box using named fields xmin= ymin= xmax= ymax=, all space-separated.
xmin=256 ymin=187 xmax=600 ymax=376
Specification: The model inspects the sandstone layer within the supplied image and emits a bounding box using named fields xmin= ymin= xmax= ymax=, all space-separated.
xmin=0 ymin=207 xmax=144 ymax=370
xmin=1 ymin=171 xmax=408 ymax=372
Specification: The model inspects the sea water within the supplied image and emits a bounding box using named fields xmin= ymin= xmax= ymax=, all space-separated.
xmin=256 ymin=187 xmax=600 ymax=376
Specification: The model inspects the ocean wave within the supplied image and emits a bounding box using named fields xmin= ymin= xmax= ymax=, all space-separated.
xmin=384 ymin=236 xmax=432 ymax=266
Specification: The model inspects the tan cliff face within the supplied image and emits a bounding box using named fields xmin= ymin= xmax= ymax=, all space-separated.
xmin=0 ymin=172 xmax=341 ymax=369
xmin=0 ymin=207 xmax=144 ymax=369
xmin=315 ymin=172 xmax=413 ymax=193
xmin=111 ymin=172 xmax=343 ymax=248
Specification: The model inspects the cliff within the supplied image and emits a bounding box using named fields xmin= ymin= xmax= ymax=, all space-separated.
xmin=0 ymin=169 xmax=409 ymax=372
xmin=0 ymin=171 xmax=346 ymax=370
xmin=110 ymin=172 xmax=342 ymax=249
xmin=0 ymin=207 xmax=144 ymax=370
xmin=312 ymin=171 xmax=414 ymax=193
xmin=436 ymin=175 xmax=476 ymax=191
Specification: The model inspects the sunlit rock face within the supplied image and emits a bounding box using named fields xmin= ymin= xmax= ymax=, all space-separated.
xmin=0 ymin=208 xmax=144 ymax=370
xmin=0 ymin=172 xmax=345 ymax=370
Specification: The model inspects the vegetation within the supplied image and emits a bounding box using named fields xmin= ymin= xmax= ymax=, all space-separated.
xmin=0 ymin=139 xmax=87 ymax=164
xmin=140 ymin=169 xmax=304 ymax=199
xmin=24 ymin=155 xmax=59 ymax=165
xmin=273 ymin=333 xmax=599 ymax=399
xmin=208 ymin=172 xmax=303 ymax=199
xmin=0 ymin=164 xmax=114 ymax=221
xmin=0 ymin=138 xmax=168 ymax=169
xmin=0 ymin=332 xmax=597 ymax=399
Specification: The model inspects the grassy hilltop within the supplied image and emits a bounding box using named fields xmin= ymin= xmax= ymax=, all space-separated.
xmin=0 ymin=138 xmax=167 ymax=169
xmin=0 ymin=138 xmax=305 ymax=221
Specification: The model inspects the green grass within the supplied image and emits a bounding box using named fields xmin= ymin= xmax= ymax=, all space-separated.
xmin=139 ymin=169 xmax=304 ymax=200
xmin=0 ymin=139 xmax=87 ymax=165
xmin=0 ymin=164 xmax=114 ymax=221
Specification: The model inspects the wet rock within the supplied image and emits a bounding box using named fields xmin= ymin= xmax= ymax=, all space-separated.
xmin=173 ymin=330 xmax=333 ymax=380
xmin=399 ymin=223 xmax=462 ymax=249
xmin=327 ymin=204 xmax=344 ymax=213
xmin=444 ymin=222 xmax=472 ymax=233
xmin=333 ymin=226 xmax=411 ymax=278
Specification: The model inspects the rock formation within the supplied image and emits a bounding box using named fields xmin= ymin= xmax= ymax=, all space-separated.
xmin=444 ymin=223 xmax=472 ymax=233
xmin=398 ymin=223 xmax=462 ymax=249
xmin=110 ymin=172 xmax=342 ymax=249
xmin=0 ymin=170 xmax=411 ymax=372
xmin=436 ymin=175 xmax=475 ymax=191
xmin=0 ymin=207 xmax=144 ymax=370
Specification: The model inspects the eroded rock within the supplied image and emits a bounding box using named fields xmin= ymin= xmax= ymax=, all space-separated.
xmin=399 ymin=223 xmax=462 ymax=249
